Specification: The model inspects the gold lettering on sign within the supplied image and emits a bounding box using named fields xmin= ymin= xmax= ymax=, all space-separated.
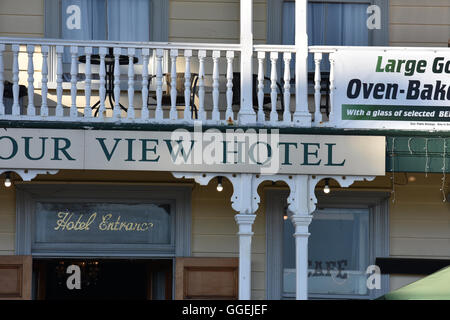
xmin=98 ymin=214 xmax=154 ymax=232
xmin=54 ymin=212 xmax=97 ymax=231
xmin=54 ymin=211 xmax=155 ymax=232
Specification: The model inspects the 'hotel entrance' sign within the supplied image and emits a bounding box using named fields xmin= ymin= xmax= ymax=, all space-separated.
xmin=34 ymin=202 xmax=172 ymax=245
xmin=0 ymin=128 xmax=385 ymax=175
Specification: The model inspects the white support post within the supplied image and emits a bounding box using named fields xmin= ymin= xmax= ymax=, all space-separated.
xmin=172 ymin=172 xmax=261 ymax=301
xmin=235 ymin=213 xmax=256 ymax=300
xmin=290 ymin=215 xmax=312 ymax=300
xmin=294 ymin=0 xmax=312 ymax=126
xmin=286 ymin=175 xmax=315 ymax=300
xmin=238 ymin=0 xmax=255 ymax=124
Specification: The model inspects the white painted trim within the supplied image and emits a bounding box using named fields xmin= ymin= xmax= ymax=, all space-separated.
xmin=0 ymin=169 xmax=59 ymax=182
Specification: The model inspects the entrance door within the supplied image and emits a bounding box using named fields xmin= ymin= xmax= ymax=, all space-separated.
xmin=33 ymin=259 xmax=172 ymax=300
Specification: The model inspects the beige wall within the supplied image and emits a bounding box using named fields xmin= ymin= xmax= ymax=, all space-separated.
xmin=0 ymin=185 xmax=15 ymax=255
xmin=390 ymin=0 xmax=450 ymax=47
xmin=0 ymin=0 xmax=44 ymax=38
xmin=169 ymin=0 xmax=266 ymax=44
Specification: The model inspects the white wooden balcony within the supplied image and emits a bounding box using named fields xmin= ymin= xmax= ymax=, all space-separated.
xmin=0 ymin=38 xmax=312 ymax=127
xmin=1 ymin=37 xmax=446 ymax=129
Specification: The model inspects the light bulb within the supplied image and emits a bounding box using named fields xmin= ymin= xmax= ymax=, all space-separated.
xmin=216 ymin=176 xmax=223 ymax=192
xmin=283 ymin=214 xmax=288 ymax=221
xmin=323 ymin=179 xmax=330 ymax=194
xmin=4 ymin=173 xmax=11 ymax=188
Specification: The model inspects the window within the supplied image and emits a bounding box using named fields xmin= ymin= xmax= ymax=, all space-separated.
xmin=268 ymin=0 xmax=389 ymax=47
xmin=283 ymin=207 xmax=370 ymax=297
xmin=60 ymin=0 xmax=150 ymax=42
xmin=44 ymin=0 xmax=168 ymax=83
xmin=16 ymin=184 xmax=191 ymax=257
xmin=282 ymin=1 xmax=371 ymax=47
xmin=266 ymin=190 xmax=390 ymax=300
xmin=45 ymin=0 xmax=168 ymax=41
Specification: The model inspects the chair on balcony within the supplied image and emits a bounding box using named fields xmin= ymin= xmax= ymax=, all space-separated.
xmin=231 ymin=72 xmax=284 ymax=118
xmin=2 ymin=80 xmax=28 ymax=115
xmin=148 ymin=73 xmax=199 ymax=119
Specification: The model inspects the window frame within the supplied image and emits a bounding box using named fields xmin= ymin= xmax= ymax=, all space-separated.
xmin=16 ymin=184 xmax=191 ymax=258
xmin=267 ymin=0 xmax=390 ymax=46
xmin=266 ymin=188 xmax=390 ymax=300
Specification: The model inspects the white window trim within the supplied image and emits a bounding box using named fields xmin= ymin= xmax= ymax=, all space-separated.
xmin=266 ymin=188 xmax=390 ymax=300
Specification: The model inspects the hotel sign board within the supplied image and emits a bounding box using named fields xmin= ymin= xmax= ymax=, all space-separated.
xmin=334 ymin=49 xmax=450 ymax=131
xmin=0 ymin=128 xmax=385 ymax=176
xmin=34 ymin=202 xmax=172 ymax=245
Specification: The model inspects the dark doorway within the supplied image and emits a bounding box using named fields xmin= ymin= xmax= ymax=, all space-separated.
xmin=33 ymin=259 xmax=172 ymax=300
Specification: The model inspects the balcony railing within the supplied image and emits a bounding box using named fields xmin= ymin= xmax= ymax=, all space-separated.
xmin=5 ymin=37 xmax=439 ymax=128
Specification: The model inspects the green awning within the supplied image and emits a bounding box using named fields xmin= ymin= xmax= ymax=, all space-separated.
xmin=379 ymin=266 xmax=450 ymax=300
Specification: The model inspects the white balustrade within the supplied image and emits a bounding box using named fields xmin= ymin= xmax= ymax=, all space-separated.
xmin=113 ymin=47 xmax=122 ymax=119
xmin=155 ymin=48 xmax=164 ymax=121
xmin=98 ymin=47 xmax=107 ymax=118
xmin=313 ymin=52 xmax=322 ymax=124
xmin=270 ymin=52 xmax=279 ymax=122
xmin=70 ymin=46 xmax=78 ymax=118
xmin=141 ymin=48 xmax=150 ymax=120
xmin=184 ymin=49 xmax=192 ymax=121
xmin=0 ymin=38 xmax=346 ymax=128
xmin=55 ymin=45 xmax=64 ymax=117
xmin=84 ymin=47 xmax=92 ymax=118
xmin=197 ymin=50 xmax=206 ymax=121
xmin=211 ymin=50 xmax=220 ymax=122
xmin=26 ymin=45 xmax=35 ymax=116
xmin=283 ymin=52 xmax=292 ymax=123
xmin=41 ymin=46 xmax=49 ymax=117
xmin=225 ymin=50 xmax=234 ymax=122
xmin=11 ymin=44 xmax=20 ymax=116
xmin=256 ymin=52 xmax=265 ymax=123
xmin=127 ymin=47 xmax=135 ymax=119
xmin=169 ymin=49 xmax=178 ymax=120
